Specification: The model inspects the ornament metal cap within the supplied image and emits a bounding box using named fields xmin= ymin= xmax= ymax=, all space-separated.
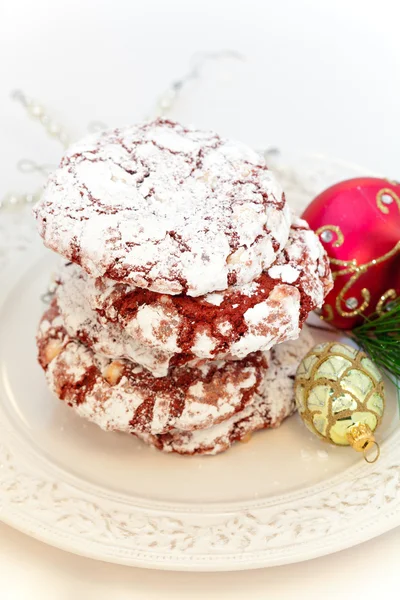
xmin=346 ymin=423 xmax=380 ymax=463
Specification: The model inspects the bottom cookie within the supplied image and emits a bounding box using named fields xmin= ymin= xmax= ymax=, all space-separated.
xmin=136 ymin=330 xmax=315 ymax=455
xmin=37 ymin=300 xmax=314 ymax=454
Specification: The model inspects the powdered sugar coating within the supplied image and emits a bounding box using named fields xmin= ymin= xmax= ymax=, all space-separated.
xmin=37 ymin=301 xmax=271 ymax=435
xmin=34 ymin=119 xmax=291 ymax=296
xmin=135 ymin=327 xmax=315 ymax=454
xmin=55 ymin=265 xmax=175 ymax=377
xmin=58 ymin=217 xmax=331 ymax=367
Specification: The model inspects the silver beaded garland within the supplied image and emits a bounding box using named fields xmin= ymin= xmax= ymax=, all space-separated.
xmin=2 ymin=51 xmax=244 ymax=212
xmin=0 ymin=190 xmax=41 ymax=210
xmin=11 ymin=89 xmax=70 ymax=148
xmin=1 ymin=90 xmax=73 ymax=211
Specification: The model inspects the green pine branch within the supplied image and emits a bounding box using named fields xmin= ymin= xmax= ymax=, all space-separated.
xmin=352 ymin=299 xmax=400 ymax=409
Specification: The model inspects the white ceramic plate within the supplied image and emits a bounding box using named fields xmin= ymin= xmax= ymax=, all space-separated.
xmin=0 ymin=157 xmax=399 ymax=571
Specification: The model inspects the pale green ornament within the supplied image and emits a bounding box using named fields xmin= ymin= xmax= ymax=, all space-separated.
xmin=295 ymin=342 xmax=385 ymax=462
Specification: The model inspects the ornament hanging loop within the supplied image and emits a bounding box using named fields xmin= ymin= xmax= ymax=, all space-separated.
xmin=347 ymin=422 xmax=380 ymax=463
xmin=363 ymin=441 xmax=380 ymax=464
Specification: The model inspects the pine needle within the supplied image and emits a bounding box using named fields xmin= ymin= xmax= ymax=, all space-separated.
xmin=352 ymin=299 xmax=400 ymax=410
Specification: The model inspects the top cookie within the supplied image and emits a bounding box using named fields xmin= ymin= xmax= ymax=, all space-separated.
xmin=34 ymin=119 xmax=290 ymax=296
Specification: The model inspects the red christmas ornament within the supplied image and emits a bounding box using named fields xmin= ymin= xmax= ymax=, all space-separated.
xmin=302 ymin=177 xmax=400 ymax=329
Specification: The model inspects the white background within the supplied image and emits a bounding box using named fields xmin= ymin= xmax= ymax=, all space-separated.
xmin=1 ymin=0 xmax=400 ymax=598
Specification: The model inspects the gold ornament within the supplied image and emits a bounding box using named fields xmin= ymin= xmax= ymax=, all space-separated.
xmin=295 ymin=342 xmax=385 ymax=463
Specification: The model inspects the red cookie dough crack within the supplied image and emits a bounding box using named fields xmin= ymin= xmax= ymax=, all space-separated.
xmin=129 ymin=328 xmax=315 ymax=454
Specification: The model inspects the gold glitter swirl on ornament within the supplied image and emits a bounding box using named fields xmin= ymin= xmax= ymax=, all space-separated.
xmin=377 ymin=188 xmax=400 ymax=214
xmin=336 ymin=273 xmax=370 ymax=317
xmin=321 ymin=241 xmax=400 ymax=319
xmin=321 ymin=304 xmax=334 ymax=322
xmin=330 ymin=258 xmax=358 ymax=278
xmin=376 ymin=289 xmax=398 ymax=315
xmin=295 ymin=342 xmax=384 ymax=461
xmin=316 ymin=225 xmax=344 ymax=248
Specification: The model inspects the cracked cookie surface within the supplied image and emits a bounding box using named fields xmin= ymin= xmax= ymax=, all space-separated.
xmin=34 ymin=119 xmax=291 ymax=296
xmin=136 ymin=326 xmax=315 ymax=454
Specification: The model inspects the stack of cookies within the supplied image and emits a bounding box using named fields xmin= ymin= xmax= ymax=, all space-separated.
xmin=34 ymin=119 xmax=332 ymax=455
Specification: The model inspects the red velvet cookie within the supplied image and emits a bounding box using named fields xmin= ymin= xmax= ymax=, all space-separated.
xmin=136 ymin=327 xmax=315 ymax=454
xmin=57 ymin=218 xmax=331 ymax=369
xmin=34 ymin=119 xmax=291 ymax=297
xmin=37 ymin=301 xmax=273 ymax=435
